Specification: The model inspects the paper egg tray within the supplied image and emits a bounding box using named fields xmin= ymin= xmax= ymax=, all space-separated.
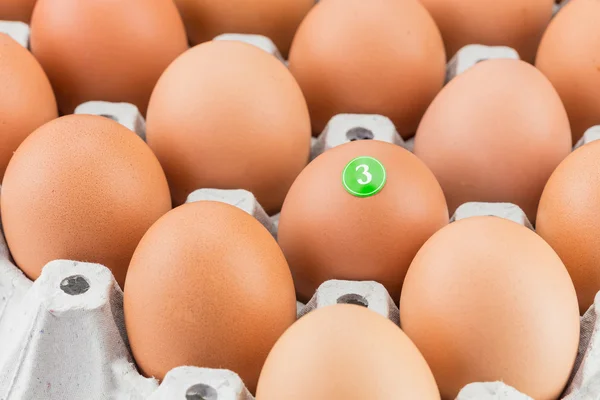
xmin=1 ymin=11 xmax=599 ymax=399
xmin=1 ymin=142 xmax=600 ymax=400
xmin=0 ymin=199 xmax=599 ymax=400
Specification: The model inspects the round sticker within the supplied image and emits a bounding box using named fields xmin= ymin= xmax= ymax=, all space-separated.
xmin=342 ymin=156 xmax=387 ymax=197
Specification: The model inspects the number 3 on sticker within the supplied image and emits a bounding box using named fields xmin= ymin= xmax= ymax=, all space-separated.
xmin=342 ymin=156 xmax=386 ymax=197
xmin=355 ymin=164 xmax=372 ymax=185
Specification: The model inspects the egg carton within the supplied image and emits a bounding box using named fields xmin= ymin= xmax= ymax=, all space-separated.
xmin=2 ymin=228 xmax=599 ymax=400
xmin=3 ymin=103 xmax=598 ymax=399
xmin=1 ymin=16 xmax=599 ymax=399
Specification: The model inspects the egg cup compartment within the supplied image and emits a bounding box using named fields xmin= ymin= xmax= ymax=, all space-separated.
xmin=0 ymin=257 xmax=157 ymax=399
xmin=148 ymin=367 xmax=252 ymax=400
xmin=0 ymin=20 xmax=29 ymax=48
xmin=297 ymin=279 xmax=400 ymax=325
xmin=310 ymin=114 xmax=406 ymax=160
xmin=74 ymin=101 xmax=147 ymax=142
xmin=445 ymin=44 xmax=520 ymax=83
xmin=450 ymin=202 xmax=533 ymax=230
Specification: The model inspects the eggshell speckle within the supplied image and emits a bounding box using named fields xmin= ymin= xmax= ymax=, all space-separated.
xmin=400 ymin=216 xmax=580 ymax=400
xmin=414 ymin=59 xmax=571 ymax=222
xmin=173 ymin=0 xmax=314 ymax=57
xmin=1 ymin=115 xmax=172 ymax=287
xmin=278 ymin=140 xmax=448 ymax=302
xmin=418 ymin=0 xmax=554 ymax=62
xmin=146 ymin=40 xmax=311 ymax=213
xmin=124 ymin=201 xmax=297 ymax=393
xmin=537 ymin=140 xmax=600 ymax=314
xmin=257 ymin=304 xmax=440 ymax=400
xmin=536 ymin=0 xmax=600 ymax=143
xmin=30 ymin=0 xmax=188 ymax=115
xmin=0 ymin=33 xmax=57 ymax=180
xmin=288 ymin=0 xmax=446 ymax=137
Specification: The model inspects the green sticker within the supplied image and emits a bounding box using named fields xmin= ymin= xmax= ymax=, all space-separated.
xmin=342 ymin=156 xmax=387 ymax=197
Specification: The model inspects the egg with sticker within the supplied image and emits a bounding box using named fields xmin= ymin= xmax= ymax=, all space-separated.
xmin=278 ymin=140 xmax=449 ymax=302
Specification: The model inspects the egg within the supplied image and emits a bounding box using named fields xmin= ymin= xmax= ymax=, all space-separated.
xmin=124 ymin=201 xmax=296 ymax=393
xmin=536 ymin=0 xmax=600 ymax=143
xmin=1 ymin=115 xmax=171 ymax=287
xmin=288 ymin=0 xmax=445 ymax=138
xmin=146 ymin=41 xmax=311 ymax=213
xmin=173 ymin=0 xmax=314 ymax=57
xmin=400 ymin=216 xmax=580 ymax=400
xmin=0 ymin=0 xmax=37 ymax=22
xmin=29 ymin=0 xmax=188 ymax=115
xmin=537 ymin=140 xmax=600 ymax=314
xmin=418 ymin=0 xmax=553 ymax=62
xmin=0 ymin=33 xmax=57 ymax=180
xmin=413 ymin=59 xmax=571 ymax=222
xmin=256 ymin=304 xmax=440 ymax=399
xmin=278 ymin=140 xmax=448 ymax=302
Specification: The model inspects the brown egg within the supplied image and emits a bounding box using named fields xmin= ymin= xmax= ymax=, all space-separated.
xmin=29 ymin=0 xmax=188 ymax=115
xmin=418 ymin=0 xmax=553 ymax=62
xmin=257 ymin=304 xmax=440 ymax=400
xmin=0 ymin=0 xmax=37 ymax=22
xmin=0 ymin=33 xmax=57 ymax=180
xmin=414 ymin=59 xmax=571 ymax=222
xmin=537 ymin=140 xmax=600 ymax=314
xmin=400 ymin=216 xmax=580 ymax=400
xmin=288 ymin=0 xmax=445 ymax=138
xmin=278 ymin=140 xmax=448 ymax=302
xmin=146 ymin=41 xmax=311 ymax=213
xmin=173 ymin=0 xmax=314 ymax=57
xmin=1 ymin=115 xmax=171 ymax=287
xmin=536 ymin=0 xmax=600 ymax=143
xmin=124 ymin=201 xmax=296 ymax=393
